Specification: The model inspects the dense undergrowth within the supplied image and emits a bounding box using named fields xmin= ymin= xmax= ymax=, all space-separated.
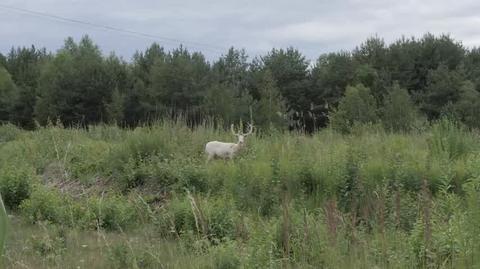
xmin=1 ymin=119 xmax=480 ymax=268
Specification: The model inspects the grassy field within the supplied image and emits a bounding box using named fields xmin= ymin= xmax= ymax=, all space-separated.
xmin=1 ymin=119 xmax=480 ymax=268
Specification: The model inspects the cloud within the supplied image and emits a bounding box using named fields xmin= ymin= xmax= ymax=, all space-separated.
xmin=267 ymin=20 xmax=375 ymax=44
xmin=1 ymin=0 xmax=480 ymax=61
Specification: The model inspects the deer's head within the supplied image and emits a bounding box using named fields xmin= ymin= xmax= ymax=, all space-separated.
xmin=231 ymin=123 xmax=254 ymax=145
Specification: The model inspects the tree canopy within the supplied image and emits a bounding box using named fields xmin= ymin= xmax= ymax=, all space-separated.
xmin=1 ymin=33 xmax=480 ymax=131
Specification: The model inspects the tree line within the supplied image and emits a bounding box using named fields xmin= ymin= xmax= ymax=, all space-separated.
xmin=1 ymin=33 xmax=479 ymax=132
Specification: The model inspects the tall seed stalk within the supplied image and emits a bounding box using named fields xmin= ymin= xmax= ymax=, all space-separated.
xmin=0 ymin=194 xmax=6 ymax=268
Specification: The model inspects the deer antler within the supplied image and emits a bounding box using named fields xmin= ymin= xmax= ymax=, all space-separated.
xmin=244 ymin=123 xmax=254 ymax=136
xmin=231 ymin=124 xmax=239 ymax=136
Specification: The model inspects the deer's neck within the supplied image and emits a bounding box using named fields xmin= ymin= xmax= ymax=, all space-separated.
xmin=232 ymin=143 xmax=243 ymax=153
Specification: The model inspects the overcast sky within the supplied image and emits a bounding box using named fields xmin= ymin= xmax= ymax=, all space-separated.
xmin=2 ymin=0 xmax=480 ymax=62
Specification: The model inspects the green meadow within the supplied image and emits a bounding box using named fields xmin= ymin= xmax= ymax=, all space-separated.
xmin=0 ymin=119 xmax=480 ymax=268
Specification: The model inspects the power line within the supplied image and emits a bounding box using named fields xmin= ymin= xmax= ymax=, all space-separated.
xmin=0 ymin=3 xmax=227 ymax=53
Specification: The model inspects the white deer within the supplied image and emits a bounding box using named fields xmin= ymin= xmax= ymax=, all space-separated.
xmin=205 ymin=123 xmax=254 ymax=162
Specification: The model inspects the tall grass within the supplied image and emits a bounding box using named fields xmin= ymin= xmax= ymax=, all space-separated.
xmin=1 ymin=119 xmax=480 ymax=268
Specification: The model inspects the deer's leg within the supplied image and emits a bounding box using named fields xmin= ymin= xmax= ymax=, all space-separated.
xmin=206 ymin=154 xmax=213 ymax=164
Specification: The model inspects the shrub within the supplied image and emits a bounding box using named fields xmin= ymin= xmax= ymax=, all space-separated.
xmin=20 ymin=185 xmax=69 ymax=225
xmin=161 ymin=195 xmax=236 ymax=241
xmin=163 ymin=196 xmax=196 ymax=236
xmin=175 ymin=160 xmax=208 ymax=193
xmin=85 ymin=195 xmax=140 ymax=231
xmin=67 ymin=139 xmax=112 ymax=182
xmin=207 ymin=198 xmax=236 ymax=240
xmin=0 ymin=165 xmax=36 ymax=210
xmin=212 ymin=241 xmax=241 ymax=269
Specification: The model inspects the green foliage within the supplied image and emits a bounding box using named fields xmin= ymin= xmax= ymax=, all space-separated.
xmin=253 ymin=69 xmax=288 ymax=130
xmin=5 ymin=46 xmax=48 ymax=129
xmin=106 ymin=88 xmax=125 ymax=124
xmin=108 ymin=127 xmax=175 ymax=169
xmin=35 ymin=36 xmax=121 ymax=126
xmin=422 ymin=64 xmax=465 ymax=119
xmin=20 ymin=185 xmax=70 ymax=225
xmin=212 ymin=47 xmax=249 ymax=92
xmin=3 ymin=116 xmax=480 ymax=267
xmin=353 ymin=64 xmax=382 ymax=100
xmin=164 ymin=196 xmax=196 ymax=236
xmin=85 ymin=195 xmax=140 ymax=231
xmin=353 ymin=37 xmax=388 ymax=69
xmin=20 ymin=185 xmax=142 ymax=231
xmin=147 ymin=46 xmax=210 ymax=120
xmin=452 ymin=80 xmax=480 ymax=128
xmin=162 ymin=195 xmax=236 ymax=241
xmin=382 ymin=83 xmax=418 ymax=132
xmin=329 ymin=84 xmax=379 ymax=133
xmin=261 ymin=47 xmax=310 ymax=117
xmin=0 ymin=123 xmax=22 ymax=143
xmin=0 ymin=53 xmax=5 ymax=67
xmin=204 ymin=83 xmax=236 ymax=124
xmin=311 ymin=51 xmax=357 ymax=127
xmin=0 ymin=165 xmax=35 ymax=210
xmin=3 ymin=33 xmax=480 ymax=131
xmin=66 ymin=139 xmax=112 ymax=182
xmin=428 ymin=118 xmax=477 ymax=160
xmin=211 ymin=241 xmax=241 ymax=269
xmin=0 ymin=66 xmax=18 ymax=123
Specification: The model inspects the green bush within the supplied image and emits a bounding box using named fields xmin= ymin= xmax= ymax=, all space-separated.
xmin=85 ymin=195 xmax=140 ymax=231
xmin=67 ymin=139 xmax=112 ymax=182
xmin=175 ymin=160 xmax=208 ymax=193
xmin=212 ymin=241 xmax=241 ymax=269
xmin=207 ymin=198 xmax=236 ymax=240
xmin=0 ymin=166 xmax=36 ymax=210
xmin=20 ymin=185 xmax=141 ymax=231
xmin=161 ymin=195 xmax=236 ymax=241
xmin=163 ymin=196 xmax=196 ymax=235
xmin=20 ymin=185 xmax=69 ymax=225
